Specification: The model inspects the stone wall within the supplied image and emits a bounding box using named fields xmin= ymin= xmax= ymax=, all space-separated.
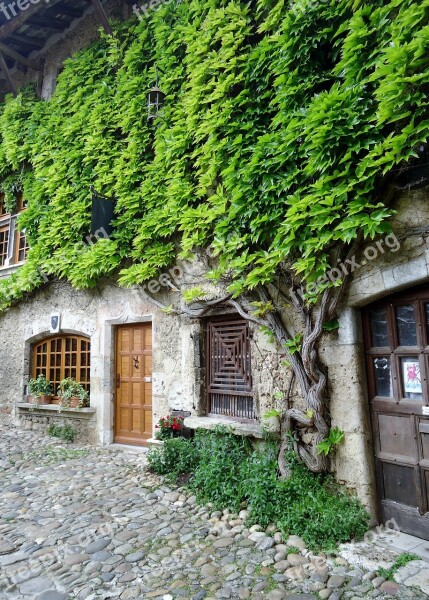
xmin=0 ymin=272 xmax=292 ymax=445
xmin=323 ymin=186 xmax=429 ymax=518
xmin=17 ymin=406 xmax=97 ymax=445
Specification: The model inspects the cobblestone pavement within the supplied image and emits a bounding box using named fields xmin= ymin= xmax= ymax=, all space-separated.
xmin=0 ymin=423 xmax=428 ymax=600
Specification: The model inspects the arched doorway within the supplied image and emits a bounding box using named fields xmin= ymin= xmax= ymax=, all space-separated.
xmin=363 ymin=285 xmax=429 ymax=539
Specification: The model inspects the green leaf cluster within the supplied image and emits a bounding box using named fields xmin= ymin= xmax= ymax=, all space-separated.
xmin=377 ymin=553 xmax=420 ymax=581
xmin=0 ymin=1 xmax=427 ymax=309
xmin=316 ymin=426 xmax=346 ymax=456
xmin=147 ymin=428 xmax=369 ymax=550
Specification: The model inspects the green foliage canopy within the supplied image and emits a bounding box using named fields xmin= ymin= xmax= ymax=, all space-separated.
xmin=0 ymin=0 xmax=428 ymax=309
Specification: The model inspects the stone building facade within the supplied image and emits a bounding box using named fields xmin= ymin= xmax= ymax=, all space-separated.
xmin=1 ymin=0 xmax=429 ymax=542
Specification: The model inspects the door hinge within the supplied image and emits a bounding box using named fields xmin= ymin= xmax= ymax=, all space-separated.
xmin=116 ymin=374 xmax=121 ymax=388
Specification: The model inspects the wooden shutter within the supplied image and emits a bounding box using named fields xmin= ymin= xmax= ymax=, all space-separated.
xmin=207 ymin=317 xmax=255 ymax=420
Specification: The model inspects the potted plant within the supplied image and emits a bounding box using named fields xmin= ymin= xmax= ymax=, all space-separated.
xmin=27 ymin=374 xmax=54 ymax=406
xmin=155 ymin=414 xmax=184 ymax=440
xmin=57 ymin=377 xmax=89 ymax=409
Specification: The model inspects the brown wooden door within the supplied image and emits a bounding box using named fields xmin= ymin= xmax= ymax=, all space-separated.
xmin=363 ymin=286 xmax=429 ymax=539
xmin=115 ymin=323 xmax=152 ymax=446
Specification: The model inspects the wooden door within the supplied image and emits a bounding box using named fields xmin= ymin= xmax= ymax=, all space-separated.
xmin=363 ymin=286 xmax=429 ymax=539
xmin=115 ymin=323 xmax=152 ymax=446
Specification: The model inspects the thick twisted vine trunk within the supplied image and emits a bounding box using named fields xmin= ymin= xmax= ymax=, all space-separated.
xmin=140 ymin=243 xmax=358 ymax=477
xmin=257 ymin=245 xmax=357 ymax=477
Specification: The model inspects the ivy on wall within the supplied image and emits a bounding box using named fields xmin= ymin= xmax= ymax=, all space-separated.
xmin=0 ymin=0 xmax=428 ymax=310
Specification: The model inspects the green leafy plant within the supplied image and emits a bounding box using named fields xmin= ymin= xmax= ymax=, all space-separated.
xmin=147 ymin=437 xmax=199 ymax=482
xmin=284 ymin=334 xmax=303 ymax=355
xmin=47 ymin=423 xmax=75 ymax=442
xmin=190 ymin=427 xmax=252 ymax=511
xmin=182 ymin=287 xmax=207 ymax=303
xmin=250 ymin=301 xmax=274 ymax=318
xmin=147 ymin=429 xmax=368 ymax=550
xmin=28 ymin=374 xmax=53 ymax=397
xmin=316 ymin=426 xmax=345 ymax=456
xmin=263 ymin=409 xmax=281 ymax=418
xmin=322 ymin=320 xmax=340 ymax=332
xmin=57 ymin=377 xmax=89 ymax=409
xmin=378 ymin=553 xmax=420 ymax=581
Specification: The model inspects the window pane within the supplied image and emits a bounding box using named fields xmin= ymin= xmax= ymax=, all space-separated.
xmin=401 ymin=356 xmax=423 ymax=400
xmin=374 ymin=357 xmax=392 ymax=397
xmin=0 ymin=228 xmax=9 ymax=266
xmin=425 ymin=304 xmax=429 ymax=344
xmin=396 ymin=305 xmax=417 ymax=346
xmin=370 ymin=308 xmax=389 ymax=347
xmin=33 ymin=336 xmax=91 ymax=398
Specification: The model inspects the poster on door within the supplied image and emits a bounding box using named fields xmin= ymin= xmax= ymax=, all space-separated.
xmin=403 ymin=359 xmax=422 ymax=394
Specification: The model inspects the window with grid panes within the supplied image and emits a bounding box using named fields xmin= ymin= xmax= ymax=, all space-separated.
xmin=32 ymin=335 xmax=91 ymax=398
xmin=364 ymin=297 xmax=429 ymax=403
xmin=0 ymin=226 xmax=8 ymax=266
xmin=0 ymin=192 xmax=29 ymax=269
xmin=14 ymin=229 xmax=29 ymax=263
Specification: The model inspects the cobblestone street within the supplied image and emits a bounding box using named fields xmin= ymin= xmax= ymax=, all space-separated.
xmin=1 ymin=423 xmax=429 ymax=600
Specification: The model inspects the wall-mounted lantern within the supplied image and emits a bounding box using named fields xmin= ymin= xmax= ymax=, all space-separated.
xmin=147 ymin=66 xmax=165 ymax=121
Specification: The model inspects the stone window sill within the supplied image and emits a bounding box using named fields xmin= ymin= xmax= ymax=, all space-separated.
xmin=17 ymin=403 xmax=96 ymax=417
xmin=184 ymin=415 xmax=264 ymax=438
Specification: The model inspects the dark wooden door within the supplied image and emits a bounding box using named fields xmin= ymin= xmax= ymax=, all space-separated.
xmin=363 ymin=286 xmax=429 ymax=539
xmin=114 ymin=323 xmax=152 ymax=446
xmin=207 ymin=317 xmax=255 ymax=420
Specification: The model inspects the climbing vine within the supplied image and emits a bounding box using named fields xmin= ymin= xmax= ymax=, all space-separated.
xmin=0 ymin=0 xmax=428 ymax=472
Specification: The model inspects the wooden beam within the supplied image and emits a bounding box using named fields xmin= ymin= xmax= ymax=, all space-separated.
xmin=29 ymin=16 xmax=67 ymax=32
xmin=8 ymin=34 xmax=45 ymax=51
xmin=0 ymin=41 xmax=37 ymax=69
xmin=0 ymin=50 xmax=17 ymax=96
xmin=0 ymin=1 xmax=61 ymax=40
xmin=54 ymin=6 xmax=83 ymax=19
xmin=90 ymin=0 xmax=113 ymax=35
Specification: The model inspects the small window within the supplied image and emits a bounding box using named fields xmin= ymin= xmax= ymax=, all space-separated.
xmin=0 ymin=190 xmax=29 ymax=270
xmin=206 ymin=317 xmax=255 ymax=420
xmin=369 ymin=307 xmax=389 ymax=347
xmin=16 ymin=192 xmax=27 ymax=212
xmin=0 ymin=226 xmax=9 ymax=266
xmin=15 ymin=229 xmax=29 ymax=263
xmin=32 ymin=335 xmax=91 ymax=398
xmin=396 ymin=304 xmax=417 ymax=346
xmin=364 ymin=292 xmax=429 ymax=403
xmin=0 ymin=194 xmax=8 ymax=217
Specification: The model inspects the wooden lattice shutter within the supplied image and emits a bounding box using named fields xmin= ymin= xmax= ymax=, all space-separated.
xmin=207 ymin=318 xmax=255 ymax=420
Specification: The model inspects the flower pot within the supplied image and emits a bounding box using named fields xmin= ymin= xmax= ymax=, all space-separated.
xmin=60 ymin=396 xmax=81 ymax=409
xmin=50 ymin=397 xmax=61 ymax=405
xmin=28 ymin=395 xmax=52 ymax=405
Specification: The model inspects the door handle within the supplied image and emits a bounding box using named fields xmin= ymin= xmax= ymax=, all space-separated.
xmin=116 ymin=374 xmax=121 ymax=388
xmin=144 ymin=376 xmax=152 ymax=383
